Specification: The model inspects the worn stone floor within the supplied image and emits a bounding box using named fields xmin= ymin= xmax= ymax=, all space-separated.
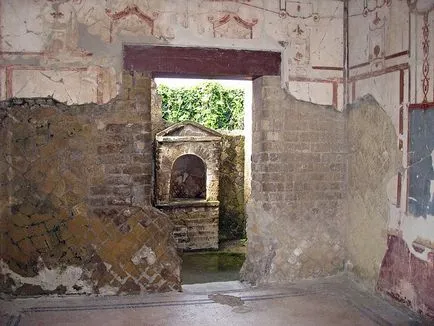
xmin=0 ymin=276 xmax=430 ymax=326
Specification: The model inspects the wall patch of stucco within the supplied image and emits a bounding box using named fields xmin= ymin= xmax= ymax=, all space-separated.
xmin=346 ymin=94 xmax=401 ymax=287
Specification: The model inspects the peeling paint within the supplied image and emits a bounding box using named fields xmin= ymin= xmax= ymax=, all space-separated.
xmin=346 ymin=94 xmax=400 ymax=287
xmin=131 ymin=245 xmax=156 ymax=266
xmin=400 ymin=215 xmax=434 ymax=261
xmin=1 ymin=0 xmax=343 ymax=108
xmin=98 ymin=284 xmax=120 ymax=295
xmin=0 ymin=259 xmax=91 ymax=294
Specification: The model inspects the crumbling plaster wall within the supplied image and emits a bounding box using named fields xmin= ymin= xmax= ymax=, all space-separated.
xmin=348 ymin=0 xmax=434 ymax=317
xmin=346 ymin=95 xmax=401 ymax=285
xmin=0 ymin=72 xmax=181 ymax=295
xmin=0 ymin=0 xmax=344 ymax=110
xmin=1 ymin=1 xmax=432 ymax=316
xmin=0 ymin=0 xmax=347 ymax=287
xmin=241 ymin=76 xmax=347 ymax=284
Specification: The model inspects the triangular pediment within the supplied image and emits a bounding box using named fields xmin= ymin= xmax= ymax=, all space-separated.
xmin=156 ymin=121 xmax=221 ymax=140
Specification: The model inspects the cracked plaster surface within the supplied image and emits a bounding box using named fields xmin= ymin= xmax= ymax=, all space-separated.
xmin=0 ymin=259 xmax=93 ymax=294
xmin=1 ymin=0 xmax=343 ymax=108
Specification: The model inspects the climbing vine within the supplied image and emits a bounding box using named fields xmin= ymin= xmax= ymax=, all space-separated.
xmin=157 ymin=82 xmax=245 ymax=130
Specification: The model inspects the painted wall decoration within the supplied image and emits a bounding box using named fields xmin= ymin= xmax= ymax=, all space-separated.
xmin=0 ymin=0 xmax=433 ymax=317
xmin=281 ymin=1 xmax=319 ymax=78
xmin=280 ymin=0 xmax=319 ymax=20
xmin=105 ymin=5 xmax=158 ymax=42
xmin=368 ymin=13 xmax=386 ymax=71
xmin=421 ymin=12 xmax=430 ymax=103
xmin=348 ymin=0 xmax=434 ymax=317
xmin=208 ymin=13 xmax=258 ymax=39
xmin=0 ymin=0 xmax=344 ymax=109
xmin=285 ymin=23 xmax=310 ymax=76
xmin=362 ymin=0 xmax=392 ymax=17
xmin=279 ymin=0 xmax=344 ymax=109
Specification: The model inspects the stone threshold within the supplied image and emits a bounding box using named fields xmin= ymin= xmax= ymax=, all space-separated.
xmin=156 ymin=200 xmax=219 ymax=208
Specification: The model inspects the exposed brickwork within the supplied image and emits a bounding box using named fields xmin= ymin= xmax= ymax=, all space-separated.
xmin=0 ymin=72 xmax=181 ymax=295
xmin=155 ymin=122 xmax=221 ymax=250
xmin=155 ymin=122 xmax=221 ymax=204
xmin=218 ymin=132 xmax=246 ymax=241
xmin=241 ymin=76 xmax=347 ymax=283
xmin=159 ymin=205 xmax=219 ymax=250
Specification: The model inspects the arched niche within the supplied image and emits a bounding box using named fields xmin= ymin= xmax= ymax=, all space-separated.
xmin=155 ymin=121 xmax=222 ymax=204
xmin=154 ymin=121 xmax=222 ymax=250
xmin=170 ymin=154 xmax=207 ymax=200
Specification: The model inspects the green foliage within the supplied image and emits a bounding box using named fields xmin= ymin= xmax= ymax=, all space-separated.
xmin=157 ymin=81 xmax=245 ymax=130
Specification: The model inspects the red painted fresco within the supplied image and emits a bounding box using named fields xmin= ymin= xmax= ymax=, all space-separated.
xmin=123 ymin=45 xmax=280 ymax=78
xmin=209 ymin=13 xmax=258 ymax=39
xmin=377 ymin=235 xmax=434 ymax=318
xmin=421 ymin=12 xmax=430 ymax=103
xmin=106 ymin=5 xmax=157 ymax=42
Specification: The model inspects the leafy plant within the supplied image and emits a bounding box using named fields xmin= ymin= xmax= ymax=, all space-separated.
xmin=157 ymin=82 xmax=245 ymax=130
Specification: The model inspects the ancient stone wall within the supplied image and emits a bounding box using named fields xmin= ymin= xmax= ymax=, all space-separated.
xmin=155 ymin=129 xmax=221 ymax=204
xmin=241 ymin=76 xmax=347 ymax=284
xmin=218 ymin=132 xmax=246 ymax=241
xmin=348 ymin=1 xmax=434 ymax=317
xmin=1 ymin=0 xmax=432 ymax=318
xmin=0 ymin=72 xmax=181 ymax=295
xmin=154 ymin=122 xmax=221 ymax=250
xmin=160 ymin=205 xmax=219 ymax=251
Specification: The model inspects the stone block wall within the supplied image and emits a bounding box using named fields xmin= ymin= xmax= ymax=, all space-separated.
xmin=154 ymin=122 xmax=221 ymax=250
xmin=159 ymin=205 xmax=219 ymax=251
xmin=218 ymin=132 xmax=246 ymax=241
xmin=155 ymin=139 xmax=221 ymax=204
xmin=89 ymin=73 xmax=153 ymax=218
xmin=0 ymin=72 xmax=181 ymax=295
xmin=241 ymin=76 xmax=347 ymax=284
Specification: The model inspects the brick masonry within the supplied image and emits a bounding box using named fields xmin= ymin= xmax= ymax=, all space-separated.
xmin=241 ymin=76 xmax=347 ymax=283
xmin=155 ymin=122 xmax=221 ymax=204
xmin=154 ymin=122 xmax=221 ymax=250
xmin=218 ymin=132 xmax=246 ymax=241
xmin=0 ymin=72 xmax=181 ymax=295
xmin=159 ymin=205 xmax=219 ymax=251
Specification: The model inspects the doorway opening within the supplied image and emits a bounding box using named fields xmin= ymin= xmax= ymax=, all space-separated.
xmin=154 ymin=77 xmax=252 ymax=285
